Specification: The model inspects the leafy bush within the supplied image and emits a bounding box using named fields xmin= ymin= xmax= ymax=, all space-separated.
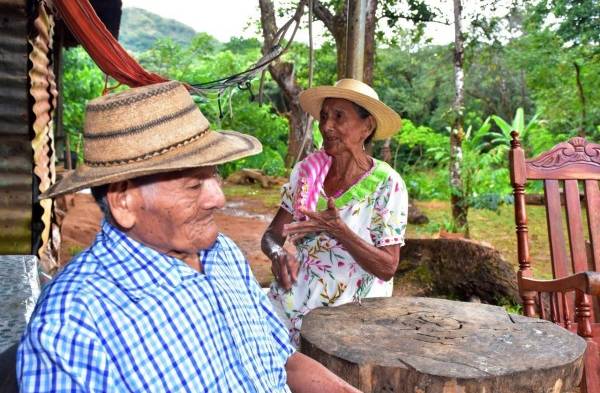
xmin=62 ymin=47 xmax=105 ymax=162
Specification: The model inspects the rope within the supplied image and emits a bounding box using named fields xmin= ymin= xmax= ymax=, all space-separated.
xmin=294 ymin=0 xmax=316 ymax=166
xmin=188 ymin=1 xmax=305 ymax=95
xmin=52 ymin=0 xmax=304 ymax=98
xmin=187 ymin=1 xmax=306 ymax=119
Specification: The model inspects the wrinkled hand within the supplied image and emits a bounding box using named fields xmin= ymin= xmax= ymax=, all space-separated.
xmin=283 ymin=197 xmax=345 ymax=240
xmin=270 ymin=248 xmax=299 ymax=291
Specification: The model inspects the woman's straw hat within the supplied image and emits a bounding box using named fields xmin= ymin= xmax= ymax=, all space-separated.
xmin=299 ymin=78 xmax=402 ymax=140
xmin=41 ymin=81 xmax=261 ymax=199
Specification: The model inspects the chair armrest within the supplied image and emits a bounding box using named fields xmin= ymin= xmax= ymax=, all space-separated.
xmin=519 ymin=271 xmax=600 ymax=296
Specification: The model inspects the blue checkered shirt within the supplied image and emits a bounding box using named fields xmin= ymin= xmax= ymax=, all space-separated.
xmin=18 ymin=221 xmax=294 ymax=392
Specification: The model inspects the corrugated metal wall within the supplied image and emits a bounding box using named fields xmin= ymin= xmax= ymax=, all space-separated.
xmin=0 ymin=0 xmax=32 ymax=254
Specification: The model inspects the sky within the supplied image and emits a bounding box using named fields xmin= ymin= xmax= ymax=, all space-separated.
xmin=120 ymin=0 xmax=516 ymax=46
xmin=121 ymin=0 xmax=266 ymax=43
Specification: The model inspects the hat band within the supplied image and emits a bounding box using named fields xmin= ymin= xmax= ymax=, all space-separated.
xmin=84 ymin=127 xmax=209 ymax=167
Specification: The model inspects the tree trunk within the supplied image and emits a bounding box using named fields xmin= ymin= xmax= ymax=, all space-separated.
xmin=312 ymin=0 xmax=347 ymax=80
xmin=573 ymin=61 xmax=587 ymax=137
xmin=313 ymin=0 xmax=377 ymax=83
xmin=346 ymin=0 xmax=368 ymax=80
xmin=450 ymin=0 xmax=468 ymax=234
xmin=259 ymin=0 xmax=312 ymax=167
xmin=363 ymin=0 xmax=377 ymax=85
xmin=313 ymin=0 xmax=382 ymax=158
xmin=399 ymin=238 xmax=519 ymax=304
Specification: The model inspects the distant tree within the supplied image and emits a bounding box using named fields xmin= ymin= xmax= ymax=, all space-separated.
xmin=259 ymin=0 xmax=313 ymax=167
xmin=62 ymin=47 xmax=104 ymax=162
xmin=119 ymin=7 xmax=197 ymax=53
xmin=375 ymin=44 xmax=453 ymax=131
xmin=310 ymin=0 xmax=440 ymax=83
xmin=525 ymin=0 xmax=600 ymax=136
xmin=450 ymin=0 xmax=468 ymax=234
xmin=531 ymin=0 xmax=599 ymax=47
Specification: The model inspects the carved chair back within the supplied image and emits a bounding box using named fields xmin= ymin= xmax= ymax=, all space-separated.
xmin=509 ymin=132 xmax=600 ymax=392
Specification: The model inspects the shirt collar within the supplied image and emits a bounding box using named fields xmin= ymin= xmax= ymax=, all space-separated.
xmin=95 ymin=220 xmax=219 ymax=299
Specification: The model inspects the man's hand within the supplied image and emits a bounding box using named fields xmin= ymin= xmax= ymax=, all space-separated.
xmin=285 ymin=352 xmax=361 ymax=393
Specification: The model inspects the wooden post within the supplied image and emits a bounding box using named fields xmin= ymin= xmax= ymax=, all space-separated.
xmin=345 ymin=0 xmax=367 ymax=81
xmin=510 ymin=131 xmax=536 ymax=317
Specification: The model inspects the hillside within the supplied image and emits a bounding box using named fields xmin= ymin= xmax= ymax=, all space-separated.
xmin=119 ymin=7 xmax=197 ymax=53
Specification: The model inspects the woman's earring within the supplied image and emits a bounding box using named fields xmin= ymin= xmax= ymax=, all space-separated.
xmin=362 ymin=144 xmax=366 ymax=151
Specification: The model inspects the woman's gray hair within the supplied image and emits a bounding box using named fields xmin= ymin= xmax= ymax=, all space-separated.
xmin=351 ymin=102 xmax=376 ymax=146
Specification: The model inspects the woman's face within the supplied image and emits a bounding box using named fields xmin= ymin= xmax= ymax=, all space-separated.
xmin=318 ymin=98 xmax=374 ymax=156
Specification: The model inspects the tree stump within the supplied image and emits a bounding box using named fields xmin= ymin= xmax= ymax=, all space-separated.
xmin=301 ymin=297 xmax=585 ymax=393
xmin=408 ymin=202 xmax=429 ymax=225
xmin=225 ymin=168 xmax=284 ymax=188
xmin=399 ymin=238 xmax=520 ymax=304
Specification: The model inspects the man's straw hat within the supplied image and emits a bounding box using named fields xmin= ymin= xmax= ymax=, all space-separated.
xmin=41 ymin=81 xmax=261 ymax=199
xmin=299 ymin=78 xmax=402 ymax=140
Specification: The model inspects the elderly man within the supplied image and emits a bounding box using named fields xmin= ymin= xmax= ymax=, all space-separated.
xmin=17 ymin=81 xmax=359 ymax=393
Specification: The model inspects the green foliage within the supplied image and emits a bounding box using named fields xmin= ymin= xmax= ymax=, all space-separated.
xmin=119 ymin=7 xmax=197 ymax=53
xmin=511 ymin=7 xmax=600 ymax=138
xmin=531 ymin=0 xmax=600 ymax=47
xmin=60 ymin=1 xmax=599 ymax=208
xmin=394 ymin=116 xmax=514 ymax=210
xmin=216 ymin=96 xmax=289 ymax=177
xmin=62 ymin=47 xmax=105 ymax=162
xmin=391 ymin=119 xmax=447 ymax=169
xmin=137 ymin=37 xmax=288 ymax=177
xmin=375 ymin=45 xmax=454 ymax=132
xmin=499 ymin=298 xmax=523 ymax=315
xmin=403 ymin=169 xmax=450 ymax=200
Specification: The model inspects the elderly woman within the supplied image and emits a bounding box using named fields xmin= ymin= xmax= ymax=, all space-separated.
xmin=262 ymin=79 xmax=408 ymax=345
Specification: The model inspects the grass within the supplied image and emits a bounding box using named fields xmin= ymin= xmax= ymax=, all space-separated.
xmin=223 ymin=183 xmax=561 ymax=278
xmin=408 ymin=200 xmax=555 ymax=278
xmin=223 ymin=183 xmax=282 ymax=209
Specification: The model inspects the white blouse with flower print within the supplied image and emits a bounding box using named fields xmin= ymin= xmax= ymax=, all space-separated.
xmin=268 ymin=156 xmax=408 ymax=346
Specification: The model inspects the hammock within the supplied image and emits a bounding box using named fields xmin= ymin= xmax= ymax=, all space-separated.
xmin=52 ymin=0 xmax=167 ymax=87
xmin=51 ymin=0 xmax=300 ymax=93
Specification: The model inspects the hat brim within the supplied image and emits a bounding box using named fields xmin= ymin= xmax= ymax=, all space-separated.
xmin=41 ymin=130 xmax=261 ymax=199
xmin=299 ymin=86 xmax=402 ymax=140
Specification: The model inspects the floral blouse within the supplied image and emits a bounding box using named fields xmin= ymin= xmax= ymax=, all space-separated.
xmin=268 ymin=155 xmax=408 ymax=346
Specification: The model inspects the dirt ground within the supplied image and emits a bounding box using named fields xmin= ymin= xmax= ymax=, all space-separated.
xmin=59 ymin=189 xmax=280 ymax=287
xmin=58 ymin=187 xmax=430 ymax=297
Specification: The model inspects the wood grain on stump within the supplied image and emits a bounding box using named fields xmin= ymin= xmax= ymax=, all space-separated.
xmin=301 ymin=297 xmax=586 ymax=393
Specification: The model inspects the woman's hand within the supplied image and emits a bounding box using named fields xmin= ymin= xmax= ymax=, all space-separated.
xmin=283 ymin=198 xmax=346 ymax=240
xmin=282 ymin=197 xmax=400 ymax=281
xmin=270 ymin=247 xmax=299 ymax=291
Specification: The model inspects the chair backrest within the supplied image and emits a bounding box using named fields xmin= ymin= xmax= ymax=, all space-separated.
xmin=510 ymin=132 xmax=600 ymax=393
xmin=509 ymin=132 xmax=600 ymax=321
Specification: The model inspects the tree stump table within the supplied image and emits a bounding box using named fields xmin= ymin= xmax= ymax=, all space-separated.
xmin=300 ymin=297 xmax=586 ymax=393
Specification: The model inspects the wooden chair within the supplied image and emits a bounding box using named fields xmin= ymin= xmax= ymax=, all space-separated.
xmin=510 ymin=132 xmax=600 ymax=393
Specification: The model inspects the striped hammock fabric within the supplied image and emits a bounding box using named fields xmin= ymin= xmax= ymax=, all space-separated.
xmin=53 ymin=0 xmax=168 ymax=87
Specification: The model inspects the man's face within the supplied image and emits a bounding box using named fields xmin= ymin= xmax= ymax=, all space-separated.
xmin=127 ymin=166 xmax=225 ymax=257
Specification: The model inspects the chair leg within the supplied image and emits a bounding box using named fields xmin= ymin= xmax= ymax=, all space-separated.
xmin=576 ymin=291 xmax=600 ymax=393
xmin=522 ymin=292 xmax=537 ymax=317
xmin=579 ymin=340 xmax=600 ymax=393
